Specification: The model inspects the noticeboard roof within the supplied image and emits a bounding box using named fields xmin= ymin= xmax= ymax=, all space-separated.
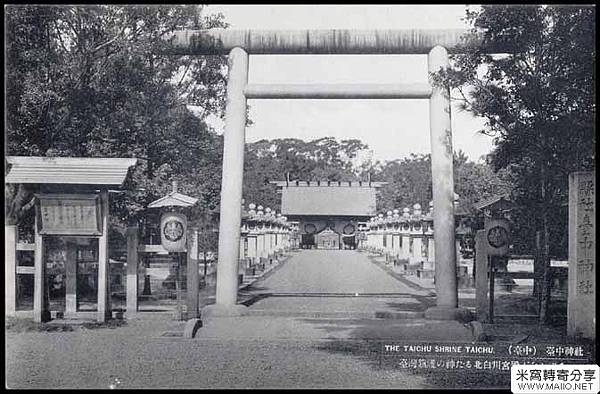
xmin=5 ymin=156 xmax=137 ymax=186
xmin=473 ymin=194 xmax=513 ymax=212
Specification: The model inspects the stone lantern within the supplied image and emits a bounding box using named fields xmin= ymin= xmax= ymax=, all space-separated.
xmin=409 ymin=203 xmax=424 ymax=265
xmin=384 ymin=211 xmax=393 ymax=252
xmin=398 ymin=208 xmax=411 ymax=260
xmin=246 ymin=203 xmax=258 ymax=231
xmin=240 ymin=202 xmax=250 ymax=269
xmin=377 ymin=213 xmax=384 ymax=252
xmin=243 ymin=204 xmax=260 ymax=275
xmin=423 ymin=201 xmax=435 ymax=269
xmin=264 ymin=207 xmax=275 ymax=261
xmin=390 ymin=209 xmax=401 ymax=257
xmin=255 ymin=206 xmax=267 ymax=266
xmin=364 ymin=218 xmax=372 ymax=250
xmin=392 ymin=209 xmax=400 ymax=228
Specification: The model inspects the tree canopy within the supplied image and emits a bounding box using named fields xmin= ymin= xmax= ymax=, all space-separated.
xmin=243 ymin=137 xmax=512 ymax=219
xmin=429 ymin=4 xmax=595 ymax=303
xmin=9 ymin=5 xmax=576 ymax=255
xmin=243 ymin=137 xmax=369 ymax=210
xmin=432 ymin=5 xmax=595 ymax=257
xmin=374 ymin=150 xmax=513 ymax=216
xmin=5 ymin=5 xmax=228 ymax=226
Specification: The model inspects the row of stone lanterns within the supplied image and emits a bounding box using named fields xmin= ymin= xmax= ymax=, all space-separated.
xmin=361 ymin=203 xmax=435 ymax=270
xmin=239 ymin=203 xmax=298 ymax=276
xmin=360 ymin=198 xmax=467 ymax=277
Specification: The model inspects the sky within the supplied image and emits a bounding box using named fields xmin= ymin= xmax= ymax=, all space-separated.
xmin=201 ymin=5 xmax=492 ymax=163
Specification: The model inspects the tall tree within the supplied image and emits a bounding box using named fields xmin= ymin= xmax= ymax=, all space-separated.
xmin=432 ymin=5 xmax=595 ymax=310
xmin=243 ymin=137 xmax=370 ymax=211
xmin=5 ymin=5 xmax=229 ymax=227
xmin=374 ymin=151 xmax=513 ymax=216
xmin=374 ymin=153 xmax=433 ymax=212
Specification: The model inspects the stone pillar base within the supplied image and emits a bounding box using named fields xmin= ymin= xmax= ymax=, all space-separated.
xmin=172 ymin=307 xmax=186 ymax=321
xmin=38 ymin=311 xmax=52 ymax=323
xmin=201 ymin=304 xmax=248 ymax=321
xmin=425 ymin=306 xmax=473 ymax=323
xmin=183 ymin=318 xmax=203 ymax=338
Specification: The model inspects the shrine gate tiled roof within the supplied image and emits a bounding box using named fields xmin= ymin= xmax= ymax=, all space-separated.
xmin=271 ymin=181 xmax=386 ymax=217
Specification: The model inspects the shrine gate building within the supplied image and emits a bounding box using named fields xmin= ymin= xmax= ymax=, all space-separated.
xmin=271 ymin=180 xmax=386 ymax=249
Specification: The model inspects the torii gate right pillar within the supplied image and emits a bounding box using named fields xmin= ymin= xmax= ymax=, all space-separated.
xmin=425 ymin=45 xmax=470 ymax=321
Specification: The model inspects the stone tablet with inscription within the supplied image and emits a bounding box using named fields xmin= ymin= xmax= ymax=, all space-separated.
xmin=567 ymin=172 xmax=595 ymax=339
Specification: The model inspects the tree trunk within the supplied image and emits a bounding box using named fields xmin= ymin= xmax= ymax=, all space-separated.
xmin=5 ymin=183 xmax=30 ymax=226
xmin=538 ymin=171 xmax=552 ymax=324
xmin=533 ymin=230 xmax=542 ymax=298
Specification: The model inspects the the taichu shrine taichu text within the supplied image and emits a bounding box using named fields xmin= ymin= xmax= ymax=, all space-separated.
xmin=164 ymin=28 xmax=492 ymax=320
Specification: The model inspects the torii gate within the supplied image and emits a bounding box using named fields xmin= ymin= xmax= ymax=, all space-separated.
xmin=165 ymin=29 xmax=483 ymax=321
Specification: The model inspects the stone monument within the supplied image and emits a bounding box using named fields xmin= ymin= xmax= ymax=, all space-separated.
xmin=567 ymin=171 xmax=595 ymax=340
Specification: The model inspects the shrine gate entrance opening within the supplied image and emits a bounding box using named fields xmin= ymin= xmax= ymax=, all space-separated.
xmin=165 ymin=29 xmax=477 ymax=321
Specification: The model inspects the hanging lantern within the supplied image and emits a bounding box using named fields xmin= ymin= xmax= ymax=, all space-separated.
xmin=485 ymin=218 xmax=511 ymax=256
xmin=160 ymin=211 xmax=187 ymax=252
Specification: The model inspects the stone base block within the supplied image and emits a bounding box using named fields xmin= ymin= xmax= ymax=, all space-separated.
xmin=416 ymin=269 xmax=435 ymax=279
xmin=50 ymin=311 xmax=64 ymax=320
xmin=495 ymin=277 xmax=516 ymax=292
xmin=201 ymin=304 xmax=248 ymax=321
xmin=172 ymin=308 xmax=186 ymax=321
xmin=63 ymin=311 xmax=96 ymax=320
xmin=424 ymin=306 xmax=474 ymax=323
xmin=183 ymin=318 xmax=203 ymax=338
xmin=375 ymin=310 xmax=425 ymax=319
xmin=458 ymin=276 xmax=475 ymax=289
xmin=468 ymin=320 xmax=487 ymax=341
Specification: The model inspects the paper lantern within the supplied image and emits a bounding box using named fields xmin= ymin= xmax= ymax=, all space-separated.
xmin=160 ymin=212 xmax=187 ymax=252
xmin=485 ymin=218 xmax=511 ymax=256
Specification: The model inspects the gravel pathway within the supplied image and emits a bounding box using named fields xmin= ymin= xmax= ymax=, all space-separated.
xmin=253 ymin=249 xmax=424 ymax=294
xmin=6 ymin=314 xmax=432 ymax=389
xmin=5 ymin=250 xmax=468 ymax=389
xmin=246 ymin=250 xmax=433 ymax=316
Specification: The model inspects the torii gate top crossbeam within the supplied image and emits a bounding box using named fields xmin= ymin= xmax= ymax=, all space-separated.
xmin=165 ymin=29 xmax=481 ymax=55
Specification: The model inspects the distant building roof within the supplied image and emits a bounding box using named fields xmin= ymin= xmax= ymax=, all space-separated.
xmin=5 ymin=156 xmax=137 ymax=186
xmin=272 ymin=180 xmax=386 ymax=217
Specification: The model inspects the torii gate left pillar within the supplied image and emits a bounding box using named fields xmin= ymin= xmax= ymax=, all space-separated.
xmin=201 ymin=47 xmax=250 ymax=318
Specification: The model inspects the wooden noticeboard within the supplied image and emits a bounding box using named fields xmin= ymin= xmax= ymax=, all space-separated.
xmin=35 ymin=194 xmax=102 ymax=236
